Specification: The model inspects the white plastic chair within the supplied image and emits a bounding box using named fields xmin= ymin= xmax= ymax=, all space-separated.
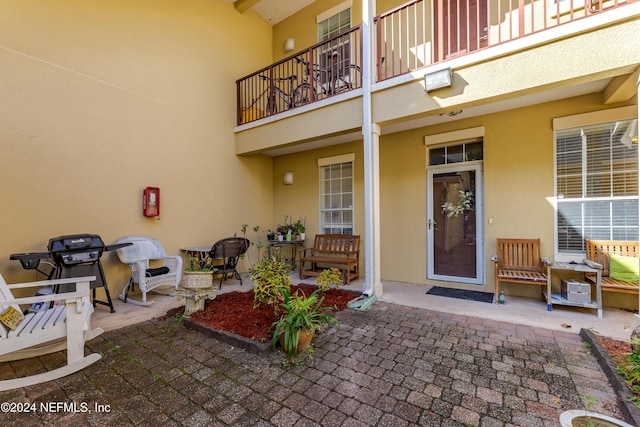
xmin=114 ymin=236 xmax=182 ymax=306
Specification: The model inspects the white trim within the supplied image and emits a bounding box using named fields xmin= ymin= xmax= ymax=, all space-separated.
xmin=427 ymin=161 xmax=485 ymax=285
xmin=318 ymin=156 xmax=355 ymax=235
xmin=424 ymin=127 xmax=485 ymax=146
xmin=317 ymin=0 xmax=352 ymax=24
xmin=553 ymin=110 xmax=639 ymax=261
xmin=553 ymin=105 xmax=638 ymax=130
xmin=318 ymin=153 xmax=355 ymax=167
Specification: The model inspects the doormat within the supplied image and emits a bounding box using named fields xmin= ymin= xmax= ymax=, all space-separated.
xmin=426 ymin=286 xmax=494 ymax=303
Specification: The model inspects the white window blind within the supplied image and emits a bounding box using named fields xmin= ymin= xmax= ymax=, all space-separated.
xmin=318 ymin=8 xmax=351 ymax=41
xmin=319 ymin=160 xmax=353 ymax=234
xmin=555 ymin=119 xmax=638 ymax=254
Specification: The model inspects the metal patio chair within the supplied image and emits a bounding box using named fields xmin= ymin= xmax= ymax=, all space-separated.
xmin=209 ymin=237 xmax=250 ymax=289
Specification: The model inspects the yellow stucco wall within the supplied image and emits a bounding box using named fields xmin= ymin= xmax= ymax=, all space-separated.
xmin=0 ymin=0 xmax=274 ymax=299
xmin=272 ymin=92 xmax=637 ymax=308
xmin=273 ymin=0 xmax=363 ymax=62
xmin=272 ymin=141 xmax=365 ymax=244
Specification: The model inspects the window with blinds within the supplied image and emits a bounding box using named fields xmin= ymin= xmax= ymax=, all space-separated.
xmin=317 ymin=7 xmax=351 ymax=90
xmin=318 ymin=8 xmax=351 ymax=41
xmin=555 ymin=119 xmax=638 ymax=254
xmin=319 ymin=161 xmax=353 ymax=234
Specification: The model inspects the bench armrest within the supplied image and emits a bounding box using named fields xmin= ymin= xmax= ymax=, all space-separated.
xmin=540 ymin=257 xmax=552 ymax=266
xmin=298 ymin=247 xmax=313 ymax=257
xmin=3 ymin=278 xmax=93 ymax=306
xmin=582 ymin=259 xmax=603 ymax=270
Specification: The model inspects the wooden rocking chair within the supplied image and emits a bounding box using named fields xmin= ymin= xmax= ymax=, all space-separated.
xmin=0 ymin=274 xmax=103 ymax=391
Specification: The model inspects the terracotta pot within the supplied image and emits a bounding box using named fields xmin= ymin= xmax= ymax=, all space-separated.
xmin=279 ymin=329 xmax=314 ymax=354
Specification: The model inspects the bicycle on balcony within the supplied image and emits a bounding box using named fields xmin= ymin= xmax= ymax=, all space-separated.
xmin=294 ymin=53 xmax=361 ymax=105
xmin=259 ymin=74 xmax=313 ymax=116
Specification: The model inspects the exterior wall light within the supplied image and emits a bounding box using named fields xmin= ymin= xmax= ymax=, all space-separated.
xmin=424 ymin=68 xmax=453 ymax=92
xmin=284 ymin=38 xmax=295 ymax=53
xmin=284 ymin=171 xmax=294 ymax=185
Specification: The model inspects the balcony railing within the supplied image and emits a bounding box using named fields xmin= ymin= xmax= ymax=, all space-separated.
xmin=237 ymin=0 xmax=633 ymax=125
xmin=236 ymin=26 xmax=362 ymax=125
xmin=375 ymin=0 xmax=634 ymax=81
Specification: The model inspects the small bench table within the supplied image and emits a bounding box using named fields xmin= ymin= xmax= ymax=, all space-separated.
xmin=545 ymin=261 xmax=603 ymax=319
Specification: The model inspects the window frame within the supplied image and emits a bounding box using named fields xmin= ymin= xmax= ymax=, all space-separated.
xmin=317 ymin=1 xmax=352 ymax=90
xmin=316 ymin=0 xmax=352 ymax=41
xmin=318 ymin=153 xmax=355 ymax=235
xmin=553 ymin=106 xmax=639 ymax=262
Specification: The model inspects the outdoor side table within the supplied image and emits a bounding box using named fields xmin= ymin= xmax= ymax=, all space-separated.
xmin=267 ymin=240 xmax=305 ymax=270
xmin=545 ymin=261 xmax=603 ymax=319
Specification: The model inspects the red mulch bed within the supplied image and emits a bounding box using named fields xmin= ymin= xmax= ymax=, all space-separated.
xmin=598 ymin=335 xmax=640 ymax=404
xmin=188 ymin=285 xmax=359 ymax=343
xmin=599 ymin=335 xmax=633 ymax=361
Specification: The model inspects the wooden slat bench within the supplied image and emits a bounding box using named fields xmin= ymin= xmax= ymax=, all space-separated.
xmin=492 ymin=238 xmax=551 ymax=303
xmin=299 ymin=234 xmax=360 ymax=284
xmin=584 ymin=240 xmax=639 ymax=294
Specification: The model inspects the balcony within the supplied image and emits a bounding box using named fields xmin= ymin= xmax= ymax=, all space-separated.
xmin=237 ymin=0 xmax=634 ymax=126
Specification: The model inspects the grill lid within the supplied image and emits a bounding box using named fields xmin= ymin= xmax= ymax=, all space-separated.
xmin=48 ymin=234 xmax=105 ymax=253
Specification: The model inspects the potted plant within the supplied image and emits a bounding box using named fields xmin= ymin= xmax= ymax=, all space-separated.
xmin=292 ymin=218 xmax=306 ymax=241
xmin=179 ymin=251 xmax=218 ymax=315
xmin=182 ymin=251 xmax=217 ymax=289
xmin=271 ymin=287 xmax=340 ymax=361
xmin=277 ymin=224 xmax=291 ymax=241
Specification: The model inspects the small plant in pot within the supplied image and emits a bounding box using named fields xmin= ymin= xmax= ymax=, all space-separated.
xmin=182 ymin=252 xmax=218 ymax=289
xmin=292 ymin=218 xmax=306 ymax=241
xmin=272 ymin=287 xmax=340 ymax=363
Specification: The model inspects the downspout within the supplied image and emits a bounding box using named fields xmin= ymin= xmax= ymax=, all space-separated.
xmin=362 ymin=0 xmax=383 ymax=298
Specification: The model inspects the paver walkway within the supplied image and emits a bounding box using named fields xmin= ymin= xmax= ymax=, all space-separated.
xmin=0 ymin=301 xmax=625 ymax=426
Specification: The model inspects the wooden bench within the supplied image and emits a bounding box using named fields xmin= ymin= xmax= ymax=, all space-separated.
xmin=299 ymin=234 xmax=360 ymax=284
xmin=584 ymin=240 xmax=639 ymax=294
xmin=492 ymin=238 xmax=550 ymax=303
xmin=0 ymin=274 xmax=103 ymax=391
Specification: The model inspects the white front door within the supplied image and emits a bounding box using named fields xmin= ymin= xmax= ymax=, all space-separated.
xmin=427 ymin=161 xmax=484 ymax=284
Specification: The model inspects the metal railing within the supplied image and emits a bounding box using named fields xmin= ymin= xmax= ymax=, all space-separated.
xmin=375 ymin=0 xmax=634 ymax=81
xmin=236 ymin=26 xmax=362 ymax=125
xmin=237 ymin=0 xmax=633 ymax=125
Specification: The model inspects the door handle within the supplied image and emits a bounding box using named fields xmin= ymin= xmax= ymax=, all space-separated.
xmin=428 ymin=219 xmax=438 ymax=231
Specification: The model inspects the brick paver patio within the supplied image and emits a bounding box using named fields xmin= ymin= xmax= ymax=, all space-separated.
xmin=0 ymin=301 xmax=626 ymax=426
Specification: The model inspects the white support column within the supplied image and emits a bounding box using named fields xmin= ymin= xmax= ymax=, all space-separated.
xmin=362 ymin=0 xmax=383 ymax=297
xmin=637 ymin=74 xmax=640 ymax=324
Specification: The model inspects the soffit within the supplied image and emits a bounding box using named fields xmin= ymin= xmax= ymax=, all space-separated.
xmin=231 ymin=0 xmax=315 ymax=25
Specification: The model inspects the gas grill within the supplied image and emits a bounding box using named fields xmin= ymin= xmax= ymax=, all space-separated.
xmin=49 ymin=234 xmax=119 ymax=313
xmin=49 ymin=234 xmax=105 ymax=266
xmin=10 ymin=234 xmax=131 ymax=313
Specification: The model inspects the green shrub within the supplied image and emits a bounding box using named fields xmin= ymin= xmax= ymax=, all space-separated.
xmin=250 ymin=255 xmax=292 ymax=309
xmin=316 ymin=268 xmax=343 ymax=292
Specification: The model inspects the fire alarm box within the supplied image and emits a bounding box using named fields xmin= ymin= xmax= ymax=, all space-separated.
xmin=143 ymin=187 xmax=160 ymax=217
